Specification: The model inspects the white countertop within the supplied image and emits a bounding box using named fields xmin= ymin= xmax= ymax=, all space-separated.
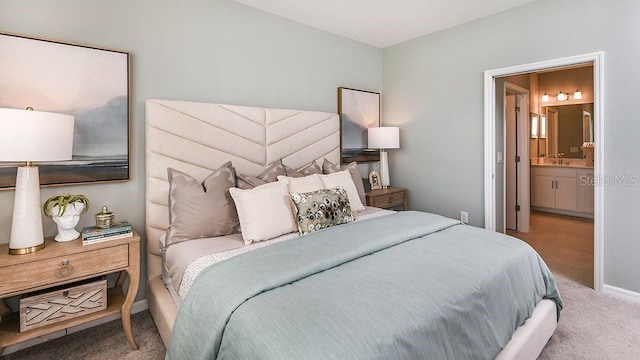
xmin=530 ymin=158 xmax=593 ymax=169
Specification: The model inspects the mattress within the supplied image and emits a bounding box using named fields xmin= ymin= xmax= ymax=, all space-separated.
xmin=162 ymin=206 xmax=394 ymax=302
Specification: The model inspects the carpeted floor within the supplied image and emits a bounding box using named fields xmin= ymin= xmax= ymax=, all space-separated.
xmin=539 ymin=276 xmax=640 ymax=359
xmin=3 ymin=276 xmax=640 ymax=359
xmin=2 ymin=311 xmax=165 ymax=360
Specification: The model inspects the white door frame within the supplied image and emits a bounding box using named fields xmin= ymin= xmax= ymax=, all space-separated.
xmin=484 ymin=52 xmax=604 ymax=291
xmin=504 ymin=83 xmax=531 ymax=233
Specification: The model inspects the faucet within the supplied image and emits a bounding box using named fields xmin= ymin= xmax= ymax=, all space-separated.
xmin=557 ymin=153 xmax=565 ymax=165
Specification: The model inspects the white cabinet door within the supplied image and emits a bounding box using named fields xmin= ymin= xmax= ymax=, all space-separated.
xmin=577 ymin=171 xmax=595 ymax=213
xmin=555 ymin=176 xmax=578 ymax=211
xmin=533 ymin=175 xmax=555 ymax=208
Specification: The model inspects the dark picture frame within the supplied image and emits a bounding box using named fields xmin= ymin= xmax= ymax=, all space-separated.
xmin=338 ymin=87 xmax=380 ymax=163
xmin=0 ymin=32 xmax=130 ymax=189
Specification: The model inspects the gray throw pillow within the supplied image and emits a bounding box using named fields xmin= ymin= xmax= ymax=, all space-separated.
xmin=236 ymin=159 xmax=286 ymax=189
xmin=285 ymin=160 xmax=322 ymax=178
xmin=290 ymin=187 xmax=354 ymax=235
xmin=165 ymin=162 xmax=239 ymax=249
xmin=322 ymin=159 xmax=366 ymax=205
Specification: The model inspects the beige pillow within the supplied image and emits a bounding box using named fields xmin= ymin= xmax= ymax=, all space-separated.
xmin=229 ymin=181 xmax=298 ymax=245
xmin=277 ymin=175 xmax=324 ymax=194
xmin=322 ymin=159 xmax=366 ymax=205
xmin=318 ymin=170 xmax=366 ymax=213
xmin=166 ymin=162 xmax=239 ymax=249
xmin=284 ymin=160 xmax=322 ymax=178
xmin=236 ymin=159 xmax=285 ymax=189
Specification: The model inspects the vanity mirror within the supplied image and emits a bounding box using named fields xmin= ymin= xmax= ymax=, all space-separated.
xmin=539 ymin=103 xmax=593 ymax=159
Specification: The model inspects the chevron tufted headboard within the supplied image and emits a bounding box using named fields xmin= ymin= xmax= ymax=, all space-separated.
xmin=145 ymin=99 xmax=340 ymax=281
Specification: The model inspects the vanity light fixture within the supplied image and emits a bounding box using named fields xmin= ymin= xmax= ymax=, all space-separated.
xmin=557 ymin=91 xmax=569 ymax=101
xmin=531 ymin=114 xmax=538 ymax=138
xmin=541 ymin=93 xmax=549 ymax=103
xmin=574 ymin=89 xmax=582 ymax=100
xmin=540 ymin=114 xmax=547 ymax=139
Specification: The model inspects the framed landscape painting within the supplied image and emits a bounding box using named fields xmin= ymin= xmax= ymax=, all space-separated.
xmin=338 ymin=87 xmax=380 ymax=163
xmin=0 ymin=32 xmax=129 ymax=189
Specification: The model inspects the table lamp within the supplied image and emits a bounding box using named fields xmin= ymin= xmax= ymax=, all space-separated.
xmin=0 ymin=108 xmax=74 ymax=254
xmin=368 ymin=127 xmax=400 ymax=188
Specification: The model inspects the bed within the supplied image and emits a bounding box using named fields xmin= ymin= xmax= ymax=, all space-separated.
xmin=145 ymin=99 xmax=561 ymax=359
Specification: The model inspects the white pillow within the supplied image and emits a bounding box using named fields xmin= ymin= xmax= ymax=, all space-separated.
xmin=318 ymin=171 xmax=366 ymax=213
xmin=277 ymin=175 xmax=324 ymax=194
xmin=229 ymin=182 xmax=297 ymax=245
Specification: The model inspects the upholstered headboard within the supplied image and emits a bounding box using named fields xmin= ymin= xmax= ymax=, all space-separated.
xmin=145 ymin=99 xmax=340 ymax=280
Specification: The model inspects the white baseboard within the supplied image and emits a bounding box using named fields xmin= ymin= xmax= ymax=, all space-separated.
xmin=603 ymin=284 xmax=640 ymax=304
xmin=2 ymin=299 xmax=149 ymax=356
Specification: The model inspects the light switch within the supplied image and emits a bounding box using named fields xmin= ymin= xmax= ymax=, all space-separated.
xmin=497 ymin=152 xmax=503 ymax=163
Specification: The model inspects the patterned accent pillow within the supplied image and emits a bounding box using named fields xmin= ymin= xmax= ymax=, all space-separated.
xmin=290 ymin=188 xmax=354 ymax=235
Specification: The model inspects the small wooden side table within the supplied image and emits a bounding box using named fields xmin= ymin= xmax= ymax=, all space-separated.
xmin=366 ymin=187 xmax=408 ymax=210
xmin=0 ymin=232 xmax=140 ymax=355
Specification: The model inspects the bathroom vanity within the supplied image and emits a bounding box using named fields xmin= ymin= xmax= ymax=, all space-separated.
xmin=531 ymin=159 xmax=594 ymax=218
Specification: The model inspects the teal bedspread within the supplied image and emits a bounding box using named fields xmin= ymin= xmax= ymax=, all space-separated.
xmin=167 ymin=211 xmax=562 ymax=360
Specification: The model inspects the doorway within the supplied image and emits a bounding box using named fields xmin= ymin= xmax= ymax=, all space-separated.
xmin=505 ymin=67 xmax=595 ymax=288
xmin=483 ymin=52 xmax=604 ymax=291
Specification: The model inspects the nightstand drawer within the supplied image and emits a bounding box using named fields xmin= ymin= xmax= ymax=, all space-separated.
xmin=371 ymin=192 xmax=405 ymax=208
xmin=0 ymin=245 xmax=128 ymax=296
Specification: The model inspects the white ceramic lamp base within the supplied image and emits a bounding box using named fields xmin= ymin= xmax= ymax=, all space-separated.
xmin=379 ymin=150 xmax=390 ymax=188
xmin=9 ymin=166 xmax=45 ymax=254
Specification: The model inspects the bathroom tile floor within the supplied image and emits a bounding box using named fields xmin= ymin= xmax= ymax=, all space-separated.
xmin=507 ymin=211 xmax=594 ymax=288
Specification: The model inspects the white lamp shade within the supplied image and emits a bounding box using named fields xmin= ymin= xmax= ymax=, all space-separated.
xmin=368 ymin=127 xmax=400 ymax=149
xmin=1 ymin=108 xmax=74 ymax=254
xmin=0 ymin=108 xmax=74 ymax=162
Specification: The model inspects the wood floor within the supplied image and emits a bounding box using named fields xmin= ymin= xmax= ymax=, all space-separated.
xmin=507 ymin=211 xmax=594 ymax=288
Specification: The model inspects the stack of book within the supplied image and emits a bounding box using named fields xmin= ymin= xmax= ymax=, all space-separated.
xmin=81 ymin=221 xmax=132 ymax=245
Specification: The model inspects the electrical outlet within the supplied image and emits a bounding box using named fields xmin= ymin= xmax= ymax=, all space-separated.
xmin=460 ymin=211 xmax=469 ymax=224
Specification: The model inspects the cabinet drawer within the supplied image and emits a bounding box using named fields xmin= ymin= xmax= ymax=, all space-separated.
xmin=533 ymin=167 xmax=577 ymax=178
xmin=371 ymin=192 xmax=405 ymax=208
xmin=0 ymin=245 xmax=128 ymax=296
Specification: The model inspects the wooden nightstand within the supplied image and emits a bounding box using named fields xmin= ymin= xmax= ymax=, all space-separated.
xmin=0 ymin=232 xmax=140 ymax=355
xmin=366 ymin=187 xmax=408 ymax=210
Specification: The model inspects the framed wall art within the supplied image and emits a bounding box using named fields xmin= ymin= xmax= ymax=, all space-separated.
xmin=0 ymin=32 xmax=130 ymax=189
xmin=338 ymin=87 xmax=380 ymax=163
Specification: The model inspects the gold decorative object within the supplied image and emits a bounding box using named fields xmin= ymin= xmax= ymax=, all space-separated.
xmin=95 ymin=206 xmax=115 ymax=229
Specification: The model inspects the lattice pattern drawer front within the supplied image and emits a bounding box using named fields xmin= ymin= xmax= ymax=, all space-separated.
xmin=19 ymin=279 xmax=107 ymax=332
